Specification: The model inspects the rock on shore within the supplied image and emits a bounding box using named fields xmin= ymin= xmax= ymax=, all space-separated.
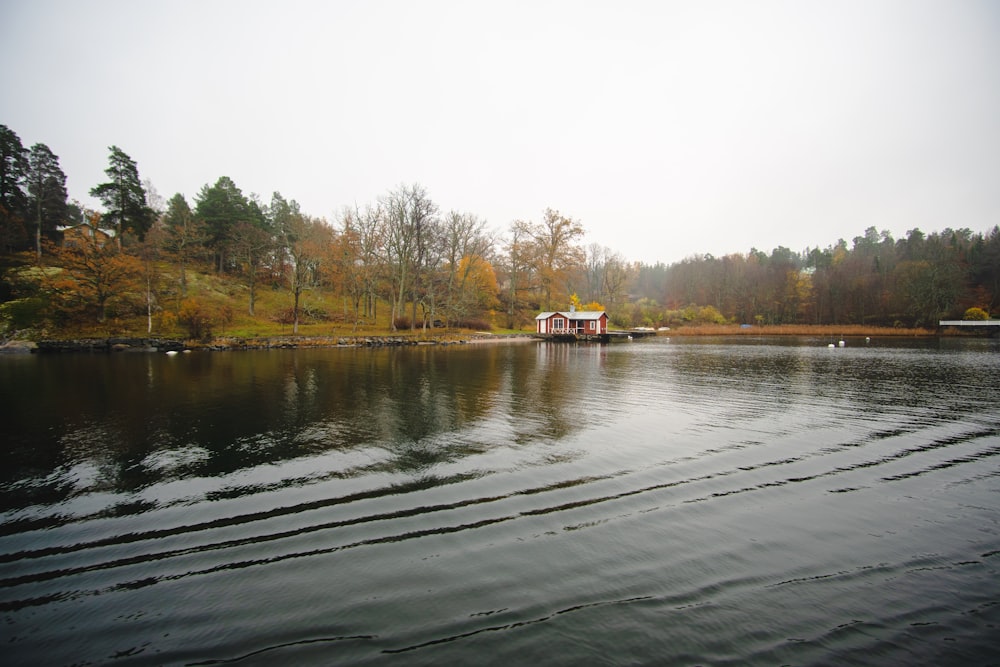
xmin=34 ymin=338 xmax=186 ymax=353
xmin=22 ymin=333 xmax=537 ymax=353
xmin=204 ymin=336 xmax=469 ymax=350
xmin=0 ymin=339 xmax=38 ymax=354
xmin=28 ymin=335 xmax=483 ymax=353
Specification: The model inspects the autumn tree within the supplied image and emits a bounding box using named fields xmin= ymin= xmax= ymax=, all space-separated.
xmin=530 ymin=208 xmax=585 ymax=310
xmin=330 ymin=208 xmax=360 ymax=323
xmin=161 ymin=193 xmax=207 ymax=297
xmin=413 ymin=215 xmax=446 ymax=330
xmin=454 ymin=255 xmax=500 ymax=319
xmin=499 ymin=220 xmax=537 ymax=329
xmin=143 ymin=178 xmax=165 ymax=217
xmin=584 ymin=244 xmax=632 ymax=310
xmin=229 ymin=221 xmax=274 ymax=316
xmin=26 ymin=143 xmax=68 ymax=261
xmin=381 ymin=184 xmax=438 ymax=331
xmin=89 ymin=146 xmax=154 ymax=247
xmin=583 ymin=244 xmax=605 ymax=305
xmin=132 ymin=231 xmax=161 ymax=334
xmin=440 ymin=211 xmax=494 ymax=325
xmin=280 ymin=213 xmax=332 ymax=334
xmin=335 ymin=203 xmax=385 ymax=328
xmin=44 ymin=212 xmax=142 ymax=323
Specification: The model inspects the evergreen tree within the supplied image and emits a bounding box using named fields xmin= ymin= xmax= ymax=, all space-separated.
xmin=194 ymin=176 xmax=251 ymax=271
xmin=26 ymin=143 xmax=68 ymax=259
xmin=89 ymin=145 xmax=153 ymax=246
xmin=0 ymin=124 xmax=29 ymax=251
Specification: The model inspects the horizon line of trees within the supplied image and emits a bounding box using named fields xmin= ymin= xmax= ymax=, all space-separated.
xmin=2 ymin=122 xmax=998 ymax=336
xmin=629 ymin=226 xmax=1000 ymax=328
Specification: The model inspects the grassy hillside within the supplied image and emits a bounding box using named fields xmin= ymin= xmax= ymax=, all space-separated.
xmin=0 ymin=254 xmax=519 ymax=341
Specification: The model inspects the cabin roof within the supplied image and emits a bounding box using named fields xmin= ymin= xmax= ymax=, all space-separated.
xmin=58 ymin=223 xmax=115 ymax=237
xmin=535 ymin=310 xmax=606 ymax=321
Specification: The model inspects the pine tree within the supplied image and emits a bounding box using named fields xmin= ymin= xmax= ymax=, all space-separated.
xmin=194 ymin=176 xmax=251 ymax=272
xmin=26 ymin=143 xmax=68 ymax=260
xmin=90 ymin=145 xmax=153 ymax=247
xmin=0 ymin=124 xmax=29 ymax=251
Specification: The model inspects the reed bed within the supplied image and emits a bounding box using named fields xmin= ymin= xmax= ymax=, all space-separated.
xmin=662 ymin=324 xmax=936 ymax=337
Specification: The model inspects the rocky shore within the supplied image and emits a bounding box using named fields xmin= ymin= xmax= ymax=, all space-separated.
xmin=1 ymin=333 xmax=537 ymax=354
xmin=32 ymin=338 xmax=187 ymax=353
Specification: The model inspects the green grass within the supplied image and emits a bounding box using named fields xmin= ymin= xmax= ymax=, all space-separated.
xmin=8 ymin=258 xmax=524 ymax=341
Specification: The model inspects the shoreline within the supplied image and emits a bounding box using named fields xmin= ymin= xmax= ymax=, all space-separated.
xmin=1 ymin=333 xmax=542 ymax=354
xmin=0 ymin=325 xmax=974 ymax=355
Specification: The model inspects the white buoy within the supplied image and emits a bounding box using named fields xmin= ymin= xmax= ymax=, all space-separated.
xmin=838 ymin=340 xmax=845 ymax=347
xmin=828 ymin=343 xmax=835 ymax=348
xmin=165 ymin=350 xmax=179 ymax=356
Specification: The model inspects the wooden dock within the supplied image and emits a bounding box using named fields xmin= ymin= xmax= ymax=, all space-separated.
xmin=939 ymin=320 xmax=1000 ymax=336
xmin=536 ymin=329 xmax=660 ymax=342
xmin=607 ymin=329 xmax=659 ymax=339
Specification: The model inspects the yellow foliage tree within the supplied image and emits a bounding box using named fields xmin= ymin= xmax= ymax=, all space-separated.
xmin=455 ymin=255 xmax=500 ymax=318
xmin=963 ymin=307 xmax=989 ymax=320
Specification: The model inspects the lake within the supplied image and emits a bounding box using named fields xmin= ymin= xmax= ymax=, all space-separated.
xmin=1 ymin=336 xmax=998 ymax=665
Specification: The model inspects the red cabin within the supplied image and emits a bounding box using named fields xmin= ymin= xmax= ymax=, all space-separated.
xmin=535 ymin=309 xmax=608 ymax=336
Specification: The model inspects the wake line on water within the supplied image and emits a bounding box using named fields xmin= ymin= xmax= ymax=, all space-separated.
xmin=380 ymin=595 xmax=654 ymax=654
xmin=184 ymin=634 xmax=378 ymax=666
xmin=363 ymin=550 xmax=1000 ymax=658
xmin=3 ymin=424 xmax=997 ymax=611
xmin=0 ymin=474 xmax=609 ymax=567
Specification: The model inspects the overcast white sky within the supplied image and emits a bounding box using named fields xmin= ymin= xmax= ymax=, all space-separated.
xmin=2 ymin=0 xmax=998 ymax=264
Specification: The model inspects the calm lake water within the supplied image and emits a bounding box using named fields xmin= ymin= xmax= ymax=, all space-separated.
xmin=1 ymin=336 xmax=998 ymax=665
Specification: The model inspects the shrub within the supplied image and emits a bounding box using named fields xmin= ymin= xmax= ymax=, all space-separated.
xmin=0 ymin=297 xmax=47 ymax=332
xmin=178 ymin=298 xmax=213 ymax=341
xmin=697 ymin=305 xmax=727 ymax=324
xmin=963 ymin=307 xmax=989 ymax=321
xmin=303 ymin=305 xmax=331 ymax=321
xmin=273 ymin=308 xmax=296 ymax=325
xmin=159 ymin=310 xmax=178 ymax=333
xmin=452 ymin=317 xmax=492 ymax=331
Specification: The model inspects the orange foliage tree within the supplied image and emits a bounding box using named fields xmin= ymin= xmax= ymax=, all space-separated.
xmin=43 ymin=215 xmax=142 ymax=324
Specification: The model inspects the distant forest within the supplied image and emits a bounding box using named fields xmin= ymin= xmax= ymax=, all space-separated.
xmin=630 ymin=226 xmax=1000 ymax=328
xmin=1 ymin=122 xmax=998 ymax=336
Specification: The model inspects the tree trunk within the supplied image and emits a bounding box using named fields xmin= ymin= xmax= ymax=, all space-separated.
xmin=147 ymin=273 xmax=153 ymax=334
xmin=293 ymin=287 xmax=300 ymax=335
xmin=35 ymin=204 xmax=42 ymax=263
xmin=179 ymin=254 xmax=187 ymax=298
xmin=247 ymin=263 xmax=256 ymax=316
